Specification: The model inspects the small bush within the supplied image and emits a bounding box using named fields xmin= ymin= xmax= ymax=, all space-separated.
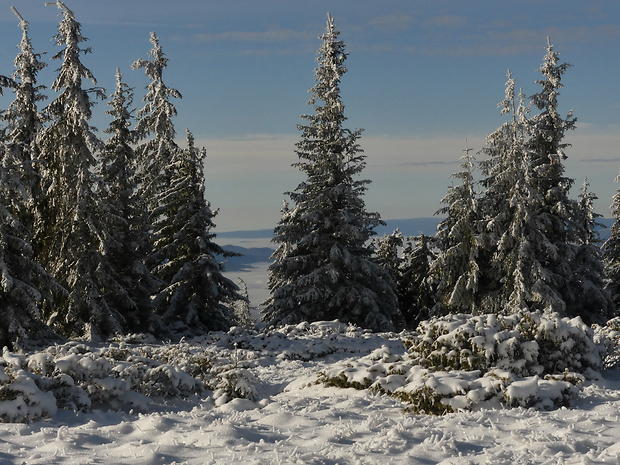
xmin=404 ymin=311 xmax=604 ymax=377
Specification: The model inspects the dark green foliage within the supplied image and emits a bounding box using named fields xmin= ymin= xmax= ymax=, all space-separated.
xmin=152 ymin=131 xmax=242 ymax=332
xmin=0 ymin=147 xmax=62 ymax=350
xmin=376 ymin=231 xmax=436 ymax=328
xmin=262 ymin=14 xmax=401 ymax=332
xmin=430 ymin=147 xmax=480 ymax=315
xmin=604 ymin=174 xmax=620 ymax=311
xmin=0 ymin=9 xmax=62 ymax=349
xmin=35 ymin=3 xmax=127 ymax=339
xmin=99 ymin=69 xmax=163 ymax=333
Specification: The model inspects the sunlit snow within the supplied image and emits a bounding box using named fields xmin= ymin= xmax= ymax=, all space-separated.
xmin=0 ymin=321 xmax=619 ymax=464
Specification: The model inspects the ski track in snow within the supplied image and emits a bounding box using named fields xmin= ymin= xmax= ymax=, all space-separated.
xmin=1 ymin=327 xmax=620 ymax=465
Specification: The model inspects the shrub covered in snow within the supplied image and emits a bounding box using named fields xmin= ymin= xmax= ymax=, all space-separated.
xmin=318 ymin=311 xmax=602 ymax=414
xmin=318 ymin=342 xmax=584 ymax=414
xmin=404 ymin=311 xmax=604 ymax=377
xmin=0 ymin=365 xmax=58 ymax=423
xmin=592 ymin=316 xmax=620 ymax=368
xmin=0 ymin=334 xmax=262 ymax=422
xmin=0 ymin=314 xmax=617 ymax=423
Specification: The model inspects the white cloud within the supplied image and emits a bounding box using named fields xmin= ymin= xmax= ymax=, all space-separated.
xmin=200 ymin=131 xmax=620 ymax=232
xmin=369 ymin=14 xmax=415 ymax=33
xmin=192 ymin=28 xmax=314 ymax=43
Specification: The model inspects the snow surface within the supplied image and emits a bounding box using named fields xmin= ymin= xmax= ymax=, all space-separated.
xmin=1 ymin=323 xmax=620 ymax=464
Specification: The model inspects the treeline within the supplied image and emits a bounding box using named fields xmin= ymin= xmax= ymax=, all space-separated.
xmin=0 ymin=3 xmax=245 ymax=348
xmin=261 ymin=17 xmax=619 ymax=331
xmin=1 ymin=5 xmax=618 ymax=351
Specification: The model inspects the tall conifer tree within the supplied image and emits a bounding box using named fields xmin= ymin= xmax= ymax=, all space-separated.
xmin=99 ymin=69 xmax=162 ymax=332
xmin=525 ymin=38 xmax=597 ymax=319
xmin=152 ymin=130 xmax=241 ymax=331
xmin=476 ymin=73 xmax=559 ymax=313
xmin=0 ymin=8 xmax=60 ymax=349
xmin=603 ymin=171 xmax=620 ymax=311
xmin=36 ymin=1 xmax=126 ymax=339
xmin=431 ymin=145 xmax=480 ymax=315
xmin=262 ymin=14 xmax=401 ymax=331
xmin=573 ymin=179 xmax=614 ymax=321
xmin=132 ymin=32 xmax=182 ymax=225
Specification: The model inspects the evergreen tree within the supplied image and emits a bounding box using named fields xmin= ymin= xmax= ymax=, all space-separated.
xmin=576 ymin=178 xmax=603 ymax=246
xmin=375 ymin=231 xmax=435 ymax=328
xmin=262 ymin=14 xmax=401 ymax=331
xmin=476 ymin=72 xmax=562 ymax=313
xmin=151 ymin=130 xmax=242 ymax=332
xmin=374 ymin=229 xmax=404 ymax=284
xmin=525 ymin=38 xmax=583 ymax=317
xmin=2 ymin=7 xmax=47 ymax=235
xmin=430 ymin=144 xmax=480 ymax=315
xmin=131 ymin=32 xmax=182 ymax=224
xmin=573 ymin=178 xmax=614 ymax=322
xmin=99 ymin=69 xmax=162 ymax=333
xmin=603 ymin=170 xmax=620 ymax=311
xmin=36 ymin=1 xmax=126 ymax=339
xmin=0 ymin=140 xmax=61 ymax=349
xmin=399 ymin=234 xmax=436 ymax=328
xmin=0 ymin=8 xmax=61 ymax=349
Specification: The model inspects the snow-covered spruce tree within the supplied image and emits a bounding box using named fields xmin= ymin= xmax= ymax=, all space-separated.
xmin=151 ymin=130 xmax=242 ymax=332
xmin=262 ymin=14 xmax=401 ymax=331
xmin=603 ymin=170 xmax=620 ymax=311
xmin=374 ymin=229 xmax=404 ymax=283
xmin=572 ymin=178 xmax=614 ymax=322
xmin=131 ymin=32 xmax=182 ymax=226
xmin=0 ymin=9 xmax=62 ymax=349
xmin=476 ymin=72 xmax=564 ymax=314
xmin=1 ymin=7 xmax=47 ymax=232
xmin=375 ymin=230 xmax=435 ymax=328
xmin=525 ymin=38 xmax=605 ymax=320
xmin=35 ymin=2 xmax=128 ymax=339
xmin=399 ymin=234 xmax=436 ymax=328
xmin=0 ymin=140 xmax=62 ymax=349
xmin=99 ymin=69 xmax=163 ymax=333
xmin=430 ymin=144 xmax=480 ymax=315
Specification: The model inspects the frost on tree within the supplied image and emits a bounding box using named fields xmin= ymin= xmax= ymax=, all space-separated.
xmin=1 ymin=7 xmax=47 ymax=234
xmin=475 ymin=71 xmax=562 ymax=314
xmin=36 ymin=2 xmax=128 ymax=340
xmin=525 ymin=39 xmax=603 ymax=320
xmin=430 ymin=144 xmax=480 ymax=315
xmin=472 ymin=42 xmax=611 ymax=322
xmin=0 ymin=8 xmax=61 ymax=349
xmin=262 ymin=14 xmax=401 ymax=332
xmin=603 ymin=170 xmax=620 ymax=311
xmin=572 ymin=178 xmax=614 ymax=322
xmin=151 ymin=130 xmax=243 ymax=332
xmin=99 ymin=69 xmax=163 ymax=333
xmin=132 ymin=32 xmax=182 ymax=223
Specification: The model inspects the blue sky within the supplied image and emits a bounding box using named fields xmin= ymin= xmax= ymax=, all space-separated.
xmin=2 ymin=1 xmax=620 ymax=231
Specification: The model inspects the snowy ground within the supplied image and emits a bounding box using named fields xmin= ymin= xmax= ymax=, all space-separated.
xmin=1 ymin=321 xmax=620 ymax=465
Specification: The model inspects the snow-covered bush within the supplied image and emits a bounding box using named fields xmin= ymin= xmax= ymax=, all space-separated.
xmin=0 ymin=365 xmax=58 ymax=422
xmin=317 ymin=312 xmax=599 ymax=414
xmin=317 ymin=343 xmax=585 ymax=414
xmin=404 ymin=311 xmax=604 ymax=377
xmin=592 ymin=317 xmax=620 ymax=368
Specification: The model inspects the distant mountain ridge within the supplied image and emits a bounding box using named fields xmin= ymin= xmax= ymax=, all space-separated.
xmin=218 ymin=217 xmax=442 ymax=241
xmin=219 ymin=217 xmax=615 ymax=271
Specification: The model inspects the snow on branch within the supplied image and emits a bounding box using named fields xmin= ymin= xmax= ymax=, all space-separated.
xmin=10 ymin=6 xmax=28 ymax=30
